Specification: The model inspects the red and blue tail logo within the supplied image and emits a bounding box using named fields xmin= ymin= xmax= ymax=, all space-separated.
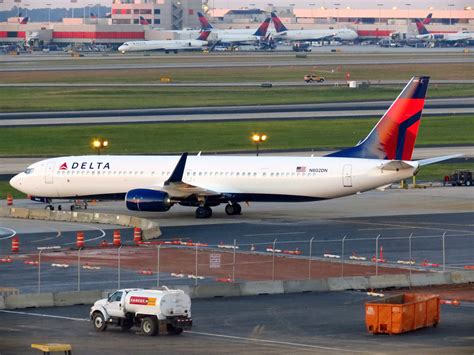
xmin=253 ymin=17 xmax=271 ymax=37
xmin=139 ymin=16 xmax=150 ymax=25
xmin=20 ymin=16 xmax=29 ymax=24
xmin=415 ymin=19 xmax=430 ymax=35
xmin=327 ymin=77 xmax=430 ymax=161
xmin=271 ymin=12 xmax=288 ymax=33
xmin=423 ymin=13 xmax=432 ymax=25
xmin=197 ymin=30 xmax=211 ymax=41
xmin=197 ymin=12 xmax=213 ymax=30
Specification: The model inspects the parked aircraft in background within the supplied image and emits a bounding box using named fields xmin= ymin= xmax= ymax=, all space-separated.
xmin=19 ymin=17 xmax=29 ymax=24
xmin=198 ymin=12 xmax=271 ymax=45
xmin=271 ymin=12 xmax=358 ymax=42
xmin=118 ymin=30 xmax=210 ymax=53
xmin=10 ymin=77 xmax=460 ymax=218
xmin=415 ymin=18 xmax=473 ymax=43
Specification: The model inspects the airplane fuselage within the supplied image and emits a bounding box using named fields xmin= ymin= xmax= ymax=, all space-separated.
xmin=11 ymin=155 xmax=417 ymax=203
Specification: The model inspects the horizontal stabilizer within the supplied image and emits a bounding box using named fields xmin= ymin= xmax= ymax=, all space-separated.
xmin=417 ymin=154 xmax=464 ymax=166
xmin=378 ymin=160 xmax=417 ymax=171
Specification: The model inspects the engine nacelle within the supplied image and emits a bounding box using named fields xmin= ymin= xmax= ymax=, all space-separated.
xmin=125 ymin=189 xmax=172 ymax=212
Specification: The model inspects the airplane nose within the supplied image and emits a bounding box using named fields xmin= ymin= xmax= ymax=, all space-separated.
xmin=9 ymin=174 xmax=22 ymax=190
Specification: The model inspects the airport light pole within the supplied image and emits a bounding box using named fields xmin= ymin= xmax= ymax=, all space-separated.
xmin=92 ymin=138 xmax=108 ymax=155
xmin=46 ymin=4 xmax=51 ymax=23
xmin=377 ymin=4 xmax=383 ymax=24
xmin=333 ymin=3 xmax=340 ymax=23
xmin=252 ymin=133 xmax=267 ymax=156
xmin=405 ymin=3 xmax=411 ymax=28
xmin=448 ymin=4 xmax=455 ymax=25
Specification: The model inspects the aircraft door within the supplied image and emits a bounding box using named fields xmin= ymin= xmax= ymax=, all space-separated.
xmin=45 ymin=163 xmax=54 ymax=184
xmin=342 ymin=164 xmax=352 ymax=187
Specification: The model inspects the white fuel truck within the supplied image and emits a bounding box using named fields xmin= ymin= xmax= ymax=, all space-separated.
xmin=90 ymin=287 xmax=192 ymax=336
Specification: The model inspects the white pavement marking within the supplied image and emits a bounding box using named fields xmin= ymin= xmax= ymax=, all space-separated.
xmin=243 ymin=232 xmax=307 ymax=237
xmin=0 ymin=309 xmax=89 ymax=322
xmin=187 ymin=331 xmax=364 ymax=352
xmin=62 ymin=224 xmax=106 ymax=246
xmin=0 ymin=227 xmax=17 ymax=240
xmin=32 ymin=228 xmax=62 ymax=243
xmin=0 ymin=310 xmax=360 ymax=352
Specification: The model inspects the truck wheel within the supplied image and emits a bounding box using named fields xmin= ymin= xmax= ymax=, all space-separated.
xmin=92 ymin=312 xmax=107 ymax=332
xmin=466 ymin=180 xmax=472 ymax=186
xmin=141 ymin=317 xmax=158 ymax=336
xmin=167 ymin=324 xmax=183 ymax=335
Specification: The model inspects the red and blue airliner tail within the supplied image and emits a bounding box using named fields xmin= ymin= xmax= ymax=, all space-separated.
xmin=271 ymin=12 xmax=288 ymax=33
xmin=415 ymin=19 xmax=430 ymax=35
xmin=327 ymin=76 xmax=430 ymax=161
xmin=423 ymin=13 xmax=433 ymax=25
xmin=139 ymin=16 xmax=150 ymax=25
xmin=197 ymin=12 xmax=214 ymax=30
xmin=197 ymin=30 xmax=211 ymax=41
xmin=253 ymin=17 xmax=271 ymax=37
xmin=19 ymin=16 xmax=29 ymax=24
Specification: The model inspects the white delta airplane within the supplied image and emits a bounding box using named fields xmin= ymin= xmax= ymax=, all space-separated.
xmin=118 ymin=30 xmax=210 ymax=54
xmin=271 ymin=12 xmax=358 ymax=42
xmin=415 ymin=18 xmax=474 ymax=43
xmin=10 ymin=77 xmax=460 ymax=219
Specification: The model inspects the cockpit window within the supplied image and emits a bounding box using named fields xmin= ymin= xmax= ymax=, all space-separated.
xmin=25 ymin=168 xmax=34 ymax=174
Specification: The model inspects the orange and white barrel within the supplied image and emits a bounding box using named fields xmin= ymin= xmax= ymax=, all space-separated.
xmin=11 ymin=237 xmax=19 ymax=252
xmin=6 ymin=194 xmax=13 ymax=206
xmin=133 ymin=227 xmax=142 ymax=245
xmin=113 ymin=230 xmax=121 ymax=247
xmin=76 ymin=232 xmax=85 ymax=248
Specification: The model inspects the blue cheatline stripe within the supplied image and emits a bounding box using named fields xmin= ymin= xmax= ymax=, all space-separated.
xmin=395 ymin=111 xmax=422 ymax=160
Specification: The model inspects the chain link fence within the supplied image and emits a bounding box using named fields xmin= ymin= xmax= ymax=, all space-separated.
xmin=0 ymin=232 xmax=473 ymax=293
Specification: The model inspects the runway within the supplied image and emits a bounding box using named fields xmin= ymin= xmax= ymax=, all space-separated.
xmin=1 ymin=97 xmax=473 ymax=127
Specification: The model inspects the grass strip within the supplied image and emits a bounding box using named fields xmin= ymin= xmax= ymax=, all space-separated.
xmin=0 ymin=115 xmax=472 ymax=156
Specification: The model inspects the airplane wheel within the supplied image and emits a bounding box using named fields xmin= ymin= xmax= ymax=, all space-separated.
xmin=58 ymin=205 xmax=62 ymax=211
xmin=225 ymin=203 xmax=241 ymax=215
xmin=70 ymin=205 xmax=75 ymax=211
xmin=196 ymin=206 xmax=212 ymax=219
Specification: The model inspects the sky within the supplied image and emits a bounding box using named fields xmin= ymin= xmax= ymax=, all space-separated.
xmin=0 ymin=0 xmax=469 ymax=11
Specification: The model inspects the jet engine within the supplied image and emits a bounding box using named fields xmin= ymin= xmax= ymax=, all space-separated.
xmin=125 ymin=189 xmax=172 ymax=212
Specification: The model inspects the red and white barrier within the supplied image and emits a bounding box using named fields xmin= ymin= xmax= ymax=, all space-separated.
xmin=282 ymin=249 xmax=302 ymax=255
xmin=138 ymin=269 xmax=153 ymax=275
xmin=82 ymin=263 xmax=101 ymax=270
xmin=350 ymin=253 xmax=367 ymax=261
xmin=187 ymin=274 xmax=204 ymax=280
xmin=219 ymin=243 xmax=239 ymax=250
xmin=266 ymin=247 xmax=282 ymax=253
xmin=441 ymin=299 xmax=460 ymax=306
xmin=397 ymin=260 xmax=415 ymax=265
xmin=324 ymin=253 xmax=340 ymax=259
xmin=216 ymin=277 xmax=233 ymax=283
xmin=421 ymin=259 xmax=440 ymax=267
xmin=0 ymin=256 xmax=13 ymax=263
xmin=24 ymin=260 xmax=39 ymax=266
xmin=51 ymin=263 xmax=69 ymax=268
xmin=171 ymin=272 xmax=186 ymax=278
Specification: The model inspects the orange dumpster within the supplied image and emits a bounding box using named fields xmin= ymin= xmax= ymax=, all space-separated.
xmin=365 ymin=293 xmax=440 ymax=334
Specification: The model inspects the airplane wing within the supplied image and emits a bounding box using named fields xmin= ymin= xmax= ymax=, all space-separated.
xmin=160 ymin=152 xmax=220 ymax=197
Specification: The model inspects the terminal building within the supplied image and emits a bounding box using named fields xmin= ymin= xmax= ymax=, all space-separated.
xmin=0 ymin=1 xmax=473 ymax=46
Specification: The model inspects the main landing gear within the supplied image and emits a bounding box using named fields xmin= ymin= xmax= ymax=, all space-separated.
xmin=195 ymin=206 xmax=212 ymax=219
xmin=225 ymin=203 xmax=241 ymax=216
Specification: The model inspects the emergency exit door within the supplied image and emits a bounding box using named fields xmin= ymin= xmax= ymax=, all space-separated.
xmin=343 ymin=164 xmax=352 ymax=187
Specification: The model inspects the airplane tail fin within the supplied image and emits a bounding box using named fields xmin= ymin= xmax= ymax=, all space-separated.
xmin=415 ymin=18 xmax=430 ymax=35
xmin=197 ymin=30 xmax=211 ymax=41
xmin=20 ymin=16 xmax=29 ymax=24
xmin=198 ymin=12 xmax=214 ymax=30
xmin=326 ymin=76 xmax=430 ymax=161
xmin=423 ymin=13 xmax=433 ymax=25
xmin=271 ymin=12 xmax=288 ymax=33
xmin=253 ymin=17 xmax=271 ymax=37
xmin=139 ymin=16 xmax=150 ymax=25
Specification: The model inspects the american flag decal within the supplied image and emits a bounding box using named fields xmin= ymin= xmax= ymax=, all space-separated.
xmin=296 ymin=166 xmax=306 ymax=172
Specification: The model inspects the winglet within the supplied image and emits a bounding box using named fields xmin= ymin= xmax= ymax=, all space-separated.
xmin=165 ymin=153 xmax=188 ymax=185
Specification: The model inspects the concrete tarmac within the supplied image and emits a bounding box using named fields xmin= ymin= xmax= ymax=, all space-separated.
xmin=0 ymin=292 xmax=472 ymax=354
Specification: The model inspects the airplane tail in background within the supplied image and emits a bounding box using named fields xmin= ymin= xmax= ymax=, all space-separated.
xmin=271 ymin=12 xmax=288 ymax=33
xmin=139 ymin=16 xmax=150 ymax=25
xmin=197 ymin=30 xmax=211 ymax=41
xmin=415 ymin=18 xmax=430 ymax=35
xmin=423 ymin=13 xmax=433 ymax=25
xmin=197 ymin=12 xmax=214 ymax=30
xmin=327 ymin=76 xmax=430 ymax=161
xmin=20 ymin=16 xmax=29 ymax=24
xmin=253 ymin=17 xmax=271 ymax=37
